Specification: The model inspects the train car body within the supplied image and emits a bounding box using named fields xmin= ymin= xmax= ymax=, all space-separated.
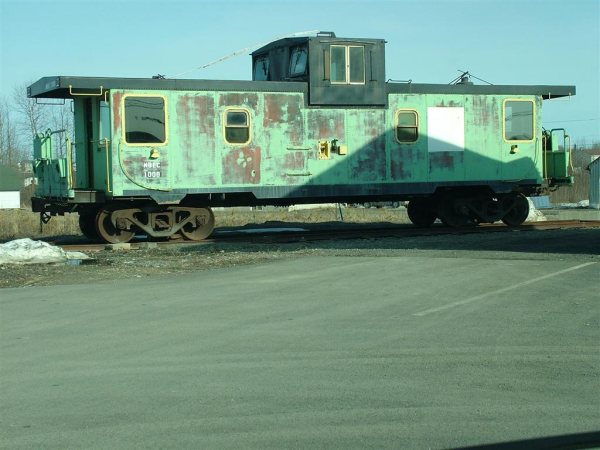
xmin=28 ymin=33 xmax=576 ymax=242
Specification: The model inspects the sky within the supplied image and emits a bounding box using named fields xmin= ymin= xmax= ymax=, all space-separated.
xmin=1 ymin=0 xmax=599 ymax=145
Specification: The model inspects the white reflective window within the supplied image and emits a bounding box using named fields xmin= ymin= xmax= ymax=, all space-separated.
xmin=330 ymin=45 xmax=365 ymax=85
xmin=504 ymin=100 xmax=534 ymax=141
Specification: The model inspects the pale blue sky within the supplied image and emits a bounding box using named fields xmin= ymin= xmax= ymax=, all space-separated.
xmin=1 ymin=0 xmax=598 ymax=144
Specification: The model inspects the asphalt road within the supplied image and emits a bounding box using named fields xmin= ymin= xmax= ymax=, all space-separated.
xmin=1 ymin=255 xmax=599 ymax=449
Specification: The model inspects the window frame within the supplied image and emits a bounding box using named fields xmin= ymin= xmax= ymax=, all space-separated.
xmin=330 ymin=45 xmax=365 ymax=85
xmin=502 ymin=98 xmax=535 ymax=143
xmin=289 ymin=46 xmax=308 ymax=77
xmin=254 ymin=55 xmax=270 ymax=81
xmin=122 ymin=94 xmax=168 ymax=146
xmin=223 ymin=108 xmax=252 ymax=145
xmin=395 ymin=109 xmax=419 ymax=144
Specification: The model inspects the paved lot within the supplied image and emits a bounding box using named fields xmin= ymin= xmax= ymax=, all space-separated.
xmin=1 ymin=254 xmax=599 ymax=449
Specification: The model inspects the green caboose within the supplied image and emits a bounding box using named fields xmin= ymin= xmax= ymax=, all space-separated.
xmin=29 ymin=32 xmax=575 ymax=242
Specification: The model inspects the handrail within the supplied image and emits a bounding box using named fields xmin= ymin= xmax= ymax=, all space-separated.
xmin=68 ymin=85 xmax=107 ymax=101
xmin=103 ymin=138 xmax=112 ymax=194
xmin=66 ymin=135 xmax=75 ymax=189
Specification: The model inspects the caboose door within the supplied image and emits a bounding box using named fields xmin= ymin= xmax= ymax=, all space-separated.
xmin=73 ymin=97 xmax=110 ymax=191
xmin=83 ymin=98 xmax=95 ymax=188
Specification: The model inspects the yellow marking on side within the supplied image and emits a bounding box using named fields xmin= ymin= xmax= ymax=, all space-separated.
xmin=502 ymin=98 xmax=536 ymax=144
xmin=121 ymin=93 xmax=169 ymax=147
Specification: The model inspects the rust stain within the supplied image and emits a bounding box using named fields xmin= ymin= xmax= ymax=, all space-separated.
xmin=176 ymin=95 xmax=192 ymax=150
xmin=175 ymin=95 xmax=216 ymax=182
xmin=222 ymin=147 xmax=261 ymax=185
xmin=349 ymin=135 xmax=386 ymax=181
xmin=306 ymin=110 xmax=345 ymax=140
xmin=263 ymin=94 xmax=304 ymax=146
xmin=283 ymin=152 xmax=306 ymax=170
xmin=219 ymin=93 xmax=259 ymax=110
xmin=390 ymin=148 xmax=415 ymax=180
xmin=194 ymin=95 xmax=215 ymax=135
xmin=112 ymin=92 xmax=122 ymax=135
xmin=264 ymin=94 xmax=285 ymax=126
xmin=471 ymin=95 xmax=496 ymax=127
xmin=429 ymin=152 xmax=463 ymax=170
xmin=347 ymin=111 xmax=386 ymax=181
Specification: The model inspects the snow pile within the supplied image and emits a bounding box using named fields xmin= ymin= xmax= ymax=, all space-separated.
xmin=0 ymin=239 xmax=90 ymax=265
xmin=526 ymin=198 xmax=547 ymax=222
xmin=559 ymin=200 xmax=590 ymax=209
xmin=288 ymin=203 xmax=339 ymax=211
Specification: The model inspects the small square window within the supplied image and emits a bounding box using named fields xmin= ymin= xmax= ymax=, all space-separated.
xmin=124 ymin=96 xmax=166 ymax=144
xmin=396 ymin=111 xmax=418 ymax=143
xmin=329 ymin=45 xmax=365 ymax=85
xmin=225 ymin=110 xmax=250 ymax=144
xmin=504 ymin=100 xmax=534 ymax=141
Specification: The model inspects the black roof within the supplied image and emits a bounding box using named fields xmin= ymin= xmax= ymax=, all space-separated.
xmin=387 ymin=82 xmax=575 ymax=99
xmin=28 ymin=76 xmax=307 ymax=99
xmin=28 ymin=75 xmax=576 ymax=100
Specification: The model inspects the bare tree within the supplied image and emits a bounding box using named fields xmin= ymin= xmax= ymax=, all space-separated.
xmin=45 ymin=101 xmax=74 ymax=157
xmin=0 ymin=99 xmax=23 ymax=168
xmin=12 ymin=82 xmax=47 ymax=143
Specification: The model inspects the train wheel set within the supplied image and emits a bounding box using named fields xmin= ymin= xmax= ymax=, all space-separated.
xmin=78 ymin=205 xmax=215 ymax=244
xmin=407 ymin=192 xmax=530 ymax=229
xmin=75 ymin=191 xmax=529 ymax=244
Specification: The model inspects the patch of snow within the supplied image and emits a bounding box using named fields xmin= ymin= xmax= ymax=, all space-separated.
xmin=216 ymin=228 xmax=308 ymax=235
xmin=526 ymin=198 xmax=547 ymax=222
xmin=0 ymin=239 xmax=90 ymax=265
xmin=288 ymin=204 xmax=340 ymax=211
xmin=559 ymin=200 xmax=589 ymax=209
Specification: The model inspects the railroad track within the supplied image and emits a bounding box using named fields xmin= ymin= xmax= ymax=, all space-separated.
xmin=55 ymin=219 xmax=600 ymax=252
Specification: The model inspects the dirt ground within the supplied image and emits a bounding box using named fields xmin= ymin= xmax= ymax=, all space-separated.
xmin=1 ymin=203 xmax=598 ymax=289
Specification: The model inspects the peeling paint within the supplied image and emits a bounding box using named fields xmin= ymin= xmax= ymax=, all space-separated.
xmin=222 ymin=147 xmax=261 ymax=185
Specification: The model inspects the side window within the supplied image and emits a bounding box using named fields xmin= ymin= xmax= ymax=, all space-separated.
xmin=124 ymin=96 xmax=166 ymax=144
xmin=504 ymin=100 xmax=534 ymax=141
xmin=330 ymin=45 xmax=365 ymax=85
xmin=396 ymin=110 xmax=419 ymax=143
xmin=224 ymin=109 xmax=250 ymax=144
xmin=254 ymin=56 xmax=270 ymax=81
xmin=330 ymin=45 xmax=347 ymax=83
xmin=289 ymin=47 xmax=308 ymax=77
xmin=348 ymin=46 xmax=365 ymax=84
xmin=99 ymin=101 xmax=110 ymax=141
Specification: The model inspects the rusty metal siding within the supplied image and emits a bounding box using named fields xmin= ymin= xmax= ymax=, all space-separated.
xmin=109 ymin=87 xmax=545 ymax=201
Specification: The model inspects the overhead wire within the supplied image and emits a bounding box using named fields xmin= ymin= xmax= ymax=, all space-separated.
xmin=171 ymin=30 xmax=320 ymax=79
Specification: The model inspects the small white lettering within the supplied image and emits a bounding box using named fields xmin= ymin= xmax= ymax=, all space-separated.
xmin=144 ymin=171 xmax=162 ymax=178
xmin=143 ymin=161 xmax=161 ymax=169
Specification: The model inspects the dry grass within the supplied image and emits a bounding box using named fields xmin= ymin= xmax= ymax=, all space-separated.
xmin=0 ymin=206 xmax=409 ymax=241
xmin=0 ymin=209 xmax=80 ymax=241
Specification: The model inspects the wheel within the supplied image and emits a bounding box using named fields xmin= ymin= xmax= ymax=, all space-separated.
xmin=95 ymin=208 xmax=135 ymax=244
xmin=501 ymin=194 xmax=529 ymax=226
xmin=78 ymin=212 xmax=99 ymax=241
xmin=407 ymin=199 xmax=436 ymax=227
xmin=180 ymin=208 xmax=215 ymax=241
xmin=437 ymin=196 xmax=473 ymax=227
